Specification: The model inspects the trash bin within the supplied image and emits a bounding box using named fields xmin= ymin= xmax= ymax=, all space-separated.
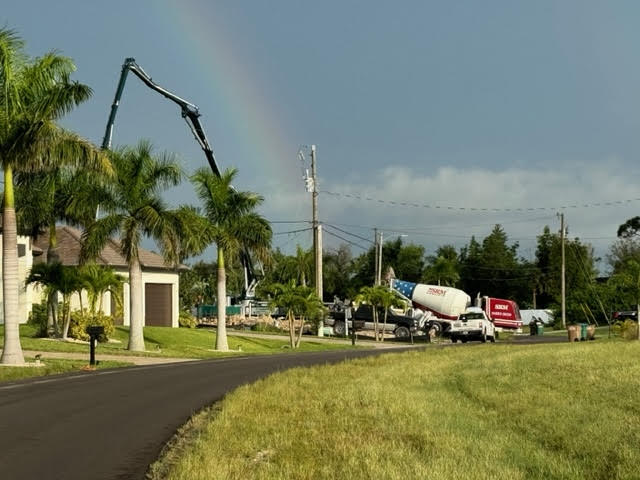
xmin=586 ymin=324 xmax=596 ymax=340
xmin=567 ymin=324 xmax=579 ymax=342
xmin=536 ymin=324 xmax=544 ymax=335
xmin=579 ymin=323 xmax=588 ymax=341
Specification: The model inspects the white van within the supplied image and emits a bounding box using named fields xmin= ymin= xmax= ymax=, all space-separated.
xmin=450 ymin=307 xmax=496 ymax=343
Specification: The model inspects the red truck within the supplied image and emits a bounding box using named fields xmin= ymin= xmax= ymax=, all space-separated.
xmin=477 ymin=296 xmax=522 ymax=329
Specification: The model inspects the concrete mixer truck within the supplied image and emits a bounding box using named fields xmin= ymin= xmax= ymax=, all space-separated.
xmin=390 ymin=279 xmax=522 ymax=335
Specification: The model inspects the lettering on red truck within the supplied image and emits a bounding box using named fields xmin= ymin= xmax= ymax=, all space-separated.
xmin=494 ymin=304 xmax=509 ymax=310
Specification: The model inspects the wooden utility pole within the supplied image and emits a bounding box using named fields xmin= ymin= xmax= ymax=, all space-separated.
xmin=560 ymin=212 xmax=566 ymax=329
xmin=310 ymin=145 xmax=323 ymax=336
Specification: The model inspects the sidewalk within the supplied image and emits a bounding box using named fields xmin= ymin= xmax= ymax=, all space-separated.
xmin=3 ymin=350 xmax=198 ymax=366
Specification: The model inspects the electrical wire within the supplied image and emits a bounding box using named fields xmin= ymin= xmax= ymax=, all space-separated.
xmin=323 ymin=229 xmax=369 ymax=251
xmin=273 ymin=227 xmax=313 ymax=236
xmin=323 ymin=223 xmax=376 ymax=244
xmin=320 ymin=190 xmax=640 ymax=213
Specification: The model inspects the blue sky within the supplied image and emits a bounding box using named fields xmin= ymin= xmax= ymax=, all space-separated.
xmin=4 ymin=1 xmax=640 ymax=270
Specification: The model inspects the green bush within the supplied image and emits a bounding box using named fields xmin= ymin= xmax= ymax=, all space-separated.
xmin=613 ymin=319 xmax=639 ymax=340
xmin=179 ymin=310 xmax=198 ymax=328
xmin=69 ymin=311 xmax=115 ymax=342
xmin=27 ymin=302 xmax=48 ymax=337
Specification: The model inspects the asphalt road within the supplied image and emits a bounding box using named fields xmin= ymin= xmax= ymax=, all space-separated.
xmin=0 ymin=348 xmax=409 ymax=480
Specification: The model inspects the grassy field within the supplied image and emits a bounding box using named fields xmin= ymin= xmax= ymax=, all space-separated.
xmin=0 ymin=357 xmax=132 ymax=383
xmin=153 ymin=340 xmax=640 ymax=480
xmin=0 ymin=324 xmax=358 ymax=360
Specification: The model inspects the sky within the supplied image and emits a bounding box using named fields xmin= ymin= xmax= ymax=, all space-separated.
xmin=4 ymin=0 xmax=640 ymax=272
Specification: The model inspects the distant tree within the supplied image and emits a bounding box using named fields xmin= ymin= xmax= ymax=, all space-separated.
xmin=617 ymin=217 xmax=640 ymax=239
xmin=424 ymin=246 xmax=460 ymax=286
xmin=323 ymin=245 xmax=353 ymax=300
xmin=607 ymin=238 xmax=640 ymax=274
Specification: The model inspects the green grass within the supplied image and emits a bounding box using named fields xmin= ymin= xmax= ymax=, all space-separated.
xmin=0 ymin=357 xmax=131 ymax=383
xmin=0 ymin=324 xmax=358 ymax=359
xmin=154 ymin=340 xmax=640 ymax=480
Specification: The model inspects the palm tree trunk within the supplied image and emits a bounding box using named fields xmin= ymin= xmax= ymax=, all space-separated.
xmin=295 ymin=316 xmax=305 ymax=348
xmin=1 ymin=167 xmax=25 ymax=365
xmin=288 ymin=311 xmax=295 ymax=348
xmin=128 ymin=256 xmax=145 ymax=351
xmin=47 ymin=223 xmax=60 ymax=337
xmin=61 ymin=296 xmax=71 ymax=340
xmin=215 ymin=247 xmax=229 ymax=351
xmin=381 ymin=310 xmax=388 ymax=342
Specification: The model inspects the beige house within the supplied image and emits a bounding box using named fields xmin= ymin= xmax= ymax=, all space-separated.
xmin=27 ymin=226 xmax=183 ymax=327
xmin=0 ymin=235 xmax=40 ymax=325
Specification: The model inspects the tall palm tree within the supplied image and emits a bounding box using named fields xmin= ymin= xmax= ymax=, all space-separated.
xmin=192 ymin=168 xmax=272 ymax=351
xmin=81 ymin=140 xmax=188 ymax=352
xmin=0 ymin=28 xmax=109 ymax=364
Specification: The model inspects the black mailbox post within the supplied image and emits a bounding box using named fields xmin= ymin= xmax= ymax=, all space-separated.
xmin=86 ymin=326 xmax=105 ymax=366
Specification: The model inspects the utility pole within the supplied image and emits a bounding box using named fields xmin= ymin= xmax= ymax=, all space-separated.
xmin=373 ymin=228 xmax=379 ymax=285
xmin=377 ymin=231 xmax=384 ymax=285
xmin=559 ymin=212 xmax=566 ymax=329
xmin=310 ymin=145 xmax=323 ymax=336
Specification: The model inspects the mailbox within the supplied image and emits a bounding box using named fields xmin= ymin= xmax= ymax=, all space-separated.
xmin=85 ymin=326 xmax=105 ymax=366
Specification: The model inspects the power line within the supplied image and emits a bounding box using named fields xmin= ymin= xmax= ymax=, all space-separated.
xmin=323 ymin=228 xmax=369 ymax=251
xmin=269 ymin=220 xmax=310 ymax=224
xmin=320 ymin=190 xmax=640 ymax=213
xmin=273 ymin=227 xmax=313 ymax=236
xmin=323 ymin=223 xmax=375 ymax=244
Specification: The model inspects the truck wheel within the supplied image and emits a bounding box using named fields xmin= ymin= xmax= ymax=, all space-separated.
xmin=394 ymin=326 xmax=411 ymax=339
xmin=481 ymin=333 xmax=487 ymax=343
xmin=333 ymin=321 xmax=346 ymax=336
xmin=461 ymin=338 xmax=467 ymax=343
xmin=490 ymin=335 xmax=496 ymax=343
xmin=451 ymin=337 xmax=458 ymax=343
xmin=430 ymin=321 xmax=443 ymax=336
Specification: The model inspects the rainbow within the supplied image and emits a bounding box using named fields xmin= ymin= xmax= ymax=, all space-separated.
xmin=154 ymin=3 xmax=298 ymax=186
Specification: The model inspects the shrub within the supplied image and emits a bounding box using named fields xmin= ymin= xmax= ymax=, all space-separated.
xmin=27 ymin=302 xmax=48 ymax=337
xmin=613 ymin=319 xmax=639 ymax=340
xmin=69 ymin=311 xmax=115 ymax=342
xmin=179 ymin=310 xmax=198 ymax=328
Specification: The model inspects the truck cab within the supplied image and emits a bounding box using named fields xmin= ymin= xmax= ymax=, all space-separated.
xmin=450 ymin=307 xmax=496 ymax=343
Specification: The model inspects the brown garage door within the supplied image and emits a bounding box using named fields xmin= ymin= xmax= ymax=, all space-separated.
xmin=145 ymin=283 xmax=172 ymax=327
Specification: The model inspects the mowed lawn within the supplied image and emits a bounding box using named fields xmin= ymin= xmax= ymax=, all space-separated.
xmin=155 ymin=341 xmax=640 ymax=480
xmin=0 ymin=324 xmax=355 ymax=359
xmin=0 ymin=358 xmax=132 ymax=383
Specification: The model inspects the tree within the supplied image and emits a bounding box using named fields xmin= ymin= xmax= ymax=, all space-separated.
xmin=425 ymin=245 xmax=460 ymax=286
xmin=608 ymin=260 xmax=640 ymax=340
xmin=267 ymin=282 xmax=323 ymax=348
xmin=0 ymin=28 xmax=109 ymax=364
xmin=323 ymin=245 xmax=354 ymax=300
xmin=79 ymin=264 xmax=125 ymax=315
xmin=192 ymin=167 xmax=272 ymax=351
xmin=16 ymin=168 xmax=111 ymax=336
xmin=81 ymin=141 xmax=189 ymax=351
xmin=26 ymin=263 xmax=83 ymax=339
xmin=376 ymin=286 xmax=402 ymax=342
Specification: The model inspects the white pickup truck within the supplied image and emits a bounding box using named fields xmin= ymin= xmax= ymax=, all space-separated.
xmin=450 ymin=307 xmax=496 ymax=343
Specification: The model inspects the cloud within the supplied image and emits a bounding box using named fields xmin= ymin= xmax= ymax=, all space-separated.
xmin=262 ymin=160 xmax=639 ymax=271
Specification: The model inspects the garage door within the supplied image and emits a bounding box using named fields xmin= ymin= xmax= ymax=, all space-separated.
xmin=145 ymin=283 xmax=172 ymax=327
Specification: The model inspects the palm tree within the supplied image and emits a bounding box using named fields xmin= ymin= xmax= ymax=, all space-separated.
xmin=16 ymin=169 xmax=110 ymax=336
xmin=79 ymin=264 xmax=125 ymax=316
xmin=0 ymin=28 xmax=109 ymax=364
xmin=26 ymin=263 xmax=83 ymax=340
xmin=192 ymin=168 xmax=272 ymax=351
xmin=268 ymin=282 xmax=323 ymax=348
xmin=81 ymin=141 xmax=189 ymax=352
xmin=293 ymin=245 xmax=313 ymax=287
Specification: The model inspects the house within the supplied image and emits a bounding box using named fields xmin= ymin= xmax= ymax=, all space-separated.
xmin=30 ymin=226 xmax=184 ymax=327
xmin=0 ymin=235 xmax=40 ymax=324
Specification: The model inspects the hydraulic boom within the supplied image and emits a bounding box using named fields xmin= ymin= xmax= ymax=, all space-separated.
xmin=102 ymin=57 xmax=221 ymax=176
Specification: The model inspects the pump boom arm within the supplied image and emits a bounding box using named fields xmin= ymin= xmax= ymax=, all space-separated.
xmin=102 ymin=57 xmax=221 ymax=176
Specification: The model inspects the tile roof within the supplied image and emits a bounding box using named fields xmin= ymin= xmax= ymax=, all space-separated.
xmin=33 ymin=226 xmax=181 ymax=270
